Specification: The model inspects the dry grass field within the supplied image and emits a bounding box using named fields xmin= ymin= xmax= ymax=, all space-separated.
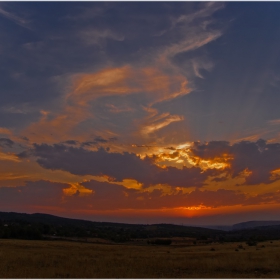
xmin=1 ymin=238 xmax=280 ymax=278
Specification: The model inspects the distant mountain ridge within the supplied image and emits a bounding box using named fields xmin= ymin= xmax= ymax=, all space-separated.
xmin=1 ymin=212 xmax=280 ymax=243
xmin=232 ymin=220 xmax=280 ymax=230
xmin=201 ymin=221 xmax=280 ymax=231
xmin=0 ymin=211 xmax=144 ymax=228
xmin=1 ymin=212 xmax=280 ymax=231
xmin=0 ymin=211 xmax=224 ymax=241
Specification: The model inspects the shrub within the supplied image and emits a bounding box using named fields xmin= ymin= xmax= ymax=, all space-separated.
xmin=149 ymin=239 xmax=172 ymax=245
xmin=246 ymin=240 xmax=258 ymax=246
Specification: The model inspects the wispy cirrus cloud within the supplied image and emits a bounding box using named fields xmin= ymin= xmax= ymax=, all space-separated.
xmin=21 ymin=65 xmax=190 ymax=144
xmin=140 ymin=107 xmax=184 ymax=136
xmin=158 ymin=31 xmax=222 ymax=67
xmin=0 ymin=5 xmax=30 ymax=29
xmin=16 ymin=2 xmax=224 ymax=147
xmin=70 ymin=66 xmax=190 ymax=104
xmin=80 ymin=28 xmax=124 ymax=46
xmin=140 ymin=112 xmax=184 ymax=135
xmin=268 ymin=119 xmax=280 ymax=125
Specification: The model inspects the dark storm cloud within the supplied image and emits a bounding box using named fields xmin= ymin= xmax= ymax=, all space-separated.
xmin=190 ymin=139 xmax=280 ymax=185
xmin=0 ymin=138 xmax=14 ymax=148
xmin=23 ymin=143 xmax=218 ymax=188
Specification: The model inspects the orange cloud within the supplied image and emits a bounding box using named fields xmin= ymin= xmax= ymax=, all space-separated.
xmin=0 ymin=151 xmax=21 ymax=162
xmin=70 ymin=65 xmax=190 ymax=104
xmin=141 ymin=113 xmax=184 ymax=135
xmin=21 ymin=65 xmax=190 ymax=144
xmin=0 ymin=157 xmax=101 ymax=188
xmin=0 ymin=127 xmax=13 ymax=136
xmin=190 ymin=139 xmax=280 ymax=185
xmin=268 ymin=119 xmax=280 ymax=126
xmin=2 ymin=179 xmax=280 ymax=215
xmin=71 ymin=66 xmax=133 ymax=104
xmin=105 ymin=103 xmax=134 ymax=114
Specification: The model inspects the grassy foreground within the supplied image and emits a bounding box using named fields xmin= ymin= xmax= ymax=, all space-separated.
xmin=0 ymin=239 xmax=280 ymax=278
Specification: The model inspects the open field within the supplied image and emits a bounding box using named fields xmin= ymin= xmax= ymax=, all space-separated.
xmin=1 ymin=239 xmax=280 ymax=278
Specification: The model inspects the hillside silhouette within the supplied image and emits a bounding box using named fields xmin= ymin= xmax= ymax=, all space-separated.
xmin=1 ymin=212 xmax=280 ymax=243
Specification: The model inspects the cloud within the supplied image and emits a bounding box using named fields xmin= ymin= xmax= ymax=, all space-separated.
xmin=0 ymin=138 xmax=14 ymax=148
xmin=191 ymin=140 xmax=231 ymax=161
xmin=140 ymin=112 xmax=184 ymax=135
xmin=21 ymin=65 xmax=190 ymax=144
xmin=16 ymin=2 xmax=224 ymax=147
xmin=190 ymin=139 xmax=280 ymax=185
xmin=105 ymin=103 xmax=134 ymax=114
xmin=80 ymin=28 xmax=124 ymax=46
xmin=70 ymin=65 xmax=190 ymax=104
xmin=94 ymin=136 xmax=108 ymax=143
xmin=62 ymin=3 xmax=109 ymax=21
xmin=268 ymin=119 xmax=280 ymax=126
xmin=80 ymin=137 xmax=117 ymax=147
xmin=0 ymin=180 xmax=67 ymax=209
xmin=191 ymin=57 xmax=214 ymax=79
xmin=156 ymin=2 xmax=224 ymax=68
xmin=79 ymin=181 xmax=246 ymax=210
xmin=20 ymin=143 xmax=217 ymax=188
xmin=0 ymin=151 xmax=20 ymax=162
xmin=0 ymin=5 xmax=30 ymax=29
xmin=158 ymin=31 xmax=221 ymax=66
xmin=172 ymin=2 xmax=224 ymax=27
xmin=0 ymin=127 xmax=13 ymax=136
xmin=62 ymin=140 xmax=79 ymax=146
xmin=1 ymin=179 xmax=280 ymax=213
xmin=147 ymin=165 xmax=219 ymax=189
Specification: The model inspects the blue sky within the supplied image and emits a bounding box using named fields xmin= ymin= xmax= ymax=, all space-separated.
xmin=0 ymin=2 xmax=280 ymax=225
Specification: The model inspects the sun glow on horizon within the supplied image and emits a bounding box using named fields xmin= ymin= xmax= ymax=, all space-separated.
xmin=177 ymin=205 xmax=212 ymax=211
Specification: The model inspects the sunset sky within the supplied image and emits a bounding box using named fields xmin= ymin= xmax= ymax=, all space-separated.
xmin=1 ymin=2 xmax=280 ymax=225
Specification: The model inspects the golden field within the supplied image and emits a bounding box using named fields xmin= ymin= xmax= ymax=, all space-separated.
xmin=0 ymin=238 xmax=280 ymax=278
